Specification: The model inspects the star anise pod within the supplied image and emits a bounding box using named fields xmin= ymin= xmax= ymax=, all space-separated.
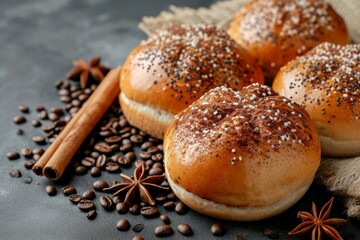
xmin=289 ymin=197 xmax=347 ymax=240
xmin=66 ymin=56 xmax=110 ymax=88
xmin=103 ymin=162 xmax=169 ymax=206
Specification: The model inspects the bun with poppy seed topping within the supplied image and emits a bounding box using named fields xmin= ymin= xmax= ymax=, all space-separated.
xmin=229 ymin=0 xmax=350 ymax=82
xmin=163 ymin=83 xmax=320 ymax=221
xmin=273 ymin=43 xmax=360 ymax=157
xmin=120 ymin=24 xmax=264 ymax=139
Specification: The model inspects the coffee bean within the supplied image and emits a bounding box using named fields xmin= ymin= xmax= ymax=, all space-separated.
xmin=263 ymin=228 xmax=279 ymax=239
xmin=105 ymin=135 xmax=122 ymax=144
xmin=155 ymin=195 xmax=166 ymax=203
xmin=93 ymin=180 xmax=108 ymax=191
xmin=77 ymin=199 xmax=95 ymax=212
xmin=116 ymin=202 xmax=128 ymax=214
xmin=147 ymin=146 xmax=160 ymax=154
xmin=175 ymin=202 xmax=187 ymax=215
xmin=42 ymin=123 xmax=55 ymax=133
xmin=100 ymin=196 xmax=114 ymax=210
xmin=113 ymin=196 xmax=123 ymax=204
xmin=132 ymin=236 xmax=144 ymax=240
xmin=151 ymin=153 xmax=163 ymax=162
xmin=154 ymin=225 xmax=174 ymax=237
xmin=81 ymin=157 xmax=96 ymax=168
xmin=48 ymin=113 xmax=59 ymax=121
xmin=166 ymin=192 xmax=177 ymax=201
xmin=69 ymin=194 xmax=83 ymax=204
xmin=24 ymin=160 xmax=36 ymax=169
xmin=157 ymin=144 xmax=163 ymax=151
xmin=38 ymin=110 xmax=48 ymax=120
xmin=13 ymin=115 xmax=26 ymax=124
xmin=18 ymin=105 xmax=29 ymax=113
xmin=120 ymin=143 xmax=132 ymax=152
xmin=234 ymin=234 xmax=247 ymax=240
xmin=149 ymin=167 xmax=163 ymax=176
xmin=51 ymin=107 xmax=64 ymax=116
xmin=145 ymin=160 xmax=154 ymax=168
xmin=139 ymin=151 xmax=151 ymax=159
xmin=21 ymin=147 xmax=32 ymax=158
xmin=94 ymin=142 xmax=112 ymax=153
xmin=140 ymin=206 xmax=159 ymax=218
xmin=16 ymin=128 xmax=24 ymax=135
xmin=32 ymin=147 xmax=45 ymax=155
xmin=130 ymin=135 xmax=143 ymax=143
xmin=90 ymin=167 xmax=101 ymax=177
xmin=129 ymin=204 xmax=141 ymax=215
xmin=132 ymin=223 xmax=144 ymax=233
xmin=211 ymin=223 xmax=226 ymax=236
xmin=75 ymin=165 xmax=87 ymax=175
xmin=59 ymin=89 xmax=70 ymax=96
xmin=116 ymin=219 xmax=130 ymax=231
xmin=141 ymin=141 xmax=153 ymax=150
xmin=45 ymin=185 xmax=57 ymax=196
xmin=62 ymin=186 xmax=77 ymax=196
xmin=22 ymin=176 xmax=33 ymax=184
xmin=36 ymin=106 xmax=45 ymax=112
xmin=7 ymin=151 xmax=20 ymax=160
xmin=152 ymin=162 xmax=163 ymax=169
xmin=95 ymin=154 xmax=107 ymax=168
xmin=82 ymin=190 xmax=96 ymax=200
xmin=118 ymin=156 xmax=132 ymax=166
xmin=54 ymin=120 xmax=66 ymax=127
xmin=125 ymin=152 xmax=136 ymax=161
xmin=105 ymin=162 xmax=120 ymax=172
xmin=134 ymin=160 xmax=149 ymax=171
xmin=178 ymin=224 xmax=193 ymax=236
xmin=9 ymin=169 xmax=22 ymax=178
xmin=163 ymin=201 xmax=175 ymax=210
xmin=78 ymin=94 xmax=89 ymax=102
xmin=160 ymin=215 xmax=170 ymax=224
xmin=86 ymin=210 xmax=97 ymax=220
xmin=32 ymin=135 xmax=46 ymax=144
xmin=32 ymin=154 xmax=41 ymax=161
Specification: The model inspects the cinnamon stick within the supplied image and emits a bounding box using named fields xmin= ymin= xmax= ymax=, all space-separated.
xmin=33 ymin=66 xmax=121 ymax=180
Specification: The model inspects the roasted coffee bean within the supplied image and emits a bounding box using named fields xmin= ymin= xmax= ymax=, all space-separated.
xmin=100 ymin=196 xmax=114 ymax=210
xmin=116 ymin=202 xmax=128 ymax=214
xmin=166 ymin=192 xmax=177 ymax=201
xmin=130 ymin=135 xmax=143 ymax=143
xmin=75 ymin=165 xmax=87 ymax=175
xmin=175 ymin=202 xmax=188 ymax=215
xmin=161 ymin=181 xmax=170 ymax=188
xmin=59 ymin=89 xmax=70 ymax=96
xmin=36 ymin=106 xmax=45 ymax=112
xmin=24 ymin=160 xmax=36 ymax=169
xmin=77 ymin=199 xmax=95 ymax=212
xmin=105 ymin=162 xmax=120 ymax=172
xmin=116 ymin=219 xmax=130 ymax=231
xmin=95 ymin=154 xmax=107 ymax=168
xmin=61 ymin=186 xmax=77 ymax=196
xmin=32 ymin=135 xmax=46 ymax=144
xmin=9 ymin=169 xmax=21 ymax=178
xmin=51 ymin=107 xmax=64 ymax=116
xmin=90 ymin=167 xmax=101 ymax=177
xmin=68 ymin=194 xmax=83 ymax=204
xmin=54 ymin=120 xmax=66 ymax=127
xmin=31 ymin=119 xmax=41 ymax=127
xmin=93 ymin=180 xmax=108 ymax=191
xmin=45 ymin=185 xmax=57 ymax=196
xmin=141 ymin=141 xmax=153 ymax=150
xmin=263 ymin=228 xmax=279 ymax=239
xmin=153 ymin=162 xmax=163 ymax=169
xmin=154 ymin=225 xmax=174 ymax=237
xmin=82 ymin=190 xmax=96 ymax=200
xmin=109 ymin=154 xmax=119 ymax=162
xmin=139 ymin=151 xmax=151 ymax=159
xmin=86 ymin=210 xmax=97 ymax=220
xmin=151 ymin=153 xmax=163 ymax=162
xmin=32 ymin=154 xmax=41 ymax=161
xmin=21 ymin=147 xmax=32 ymax=158
xmin=42 ymin=123 xmax=55 ymax=132
xmin=7 ymin=151 xmax=20 ymax=160
xmin=134 ymin=160 xmax=149 ymax=171
xmin=81 ymin=157 xmax=96 ymax=168
xmin=16 ymin=128 xmax=24 ymax=135
xmin=71 ymin=90 xmax=82 ymax=98
xmin=149 ymin=167 xmax=163 ymax=176
xmin=78 ymin=94 xmax=89 ymax=102
xmin=22 ymin=176 xmax=33 ymax=184
xmin=132 ymin=223 xmax=144 ymax=233
xmin=105 ymin=136 xmax=122 ymax=144
xmin=48 ymin=113 xmax=59 ymax=121
xmin=90 ymin=151 xmax=100 ymax=158
xmin=71 ymin=99 xmax=81 ymax=107
xmin=18 ymin=105 xmax=29 ymax=113
xmin=234 ymin=234 xmax=247 ymax=240
xmin=145 ymin=160 xmax=154 ymax=168
xmin=140 ymin=206 xmax=159 ymax=218
xmin=120 ymin=143 xmax=132 ymax=152
xmin=32 ymin=147 xmax=45 ymax=155
xmin=54 ymin=80 xmax=63 ymax=88
xmin=94 ymin=142 xmax=112 ymax=153
xmin=155 ymin=195 xmax=166 ymax=203
xmin=118 ymin=156 xmax=132 ymax=166
xmin=121 ymin=132 xmax=131 ymax=138
xmin=163 ymin=201 xmax=175 ymax=210
xmin=129 ymin=204 xmax=141 ymax=215
xmin=157 ymin=144 xmax=163 ymax=151
xmin=160 ymin=215 xmax=170 ymax=224
xmin=13 ymin=115 xmax=26 ymax=124
xmin=38 ymin=110 xmax=48 ymax=120
xmin=60 ymin=96 xmax=71 ymax=103
xmin=211 ymin=223 xmax=226 ymax=236
xmin=64 ymin=103 xmax=73 ymax=111
xmin=147 ymin=146 xmax=160 ymax=154
xmin=125 ymin=152 xmax=136 ymax=161
xmin=178 ymin=224 xmax=193 ymax=236
xmin=132 ymin=236 xmax=144 ymax=240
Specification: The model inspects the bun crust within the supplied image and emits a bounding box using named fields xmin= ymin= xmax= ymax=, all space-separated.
xmin=164 ymin=84 xmax=320 ymax=221
xmin=273 ymin=43 xmax=360 ymax=157
xmin=229 ymin=0 xmax=350 ymax=80
xmin=120 ymin=25 xmax=264 ymax=139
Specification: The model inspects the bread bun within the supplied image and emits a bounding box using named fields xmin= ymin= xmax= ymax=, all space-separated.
xmin=229 ymin=0 xmax=350 ymax=82
xmin=164 ymin=84 xmax=320 ymax=221
xmin=273 ymin=43 xmax=360 ymax=157
xmin=120 ymin=24 xmax=264 ymax=139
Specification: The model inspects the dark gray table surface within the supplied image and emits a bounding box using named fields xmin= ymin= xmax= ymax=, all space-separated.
xmin=0 ymin=0 xmax=359 ymax=239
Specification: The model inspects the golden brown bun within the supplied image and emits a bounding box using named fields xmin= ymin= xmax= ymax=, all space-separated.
xmin=164 ymin=84 xmax=321 ymax=221
xmin=120 ymin=24 xmax=264 ymax=139
xmin=273 ymin=43 xmax=360 ymax=157
xmin=229 ymin=0 xmax=350 ymax=82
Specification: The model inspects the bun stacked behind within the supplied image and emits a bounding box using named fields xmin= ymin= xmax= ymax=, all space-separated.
xmin=273 ymin=43 xmax=360 ymax=157
xmin=164 ymin=83 xmax=320 ymax=221
xmin=120 ymin=24 xmax=264 ymax=139
xmin=229 ymin=0 xmax=350 ymax=82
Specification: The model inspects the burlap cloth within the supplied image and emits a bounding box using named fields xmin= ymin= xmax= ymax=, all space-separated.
xmin=138 ymin=0 xmax=360 ymax=218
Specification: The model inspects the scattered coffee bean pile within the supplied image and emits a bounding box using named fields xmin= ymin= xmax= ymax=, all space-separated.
xmin=6 ymin=74 xmax=280 ymax=239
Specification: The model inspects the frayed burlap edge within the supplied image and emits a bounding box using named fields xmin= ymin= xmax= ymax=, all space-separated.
xmin=138 ymin=0 xmax=360 ymax=218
